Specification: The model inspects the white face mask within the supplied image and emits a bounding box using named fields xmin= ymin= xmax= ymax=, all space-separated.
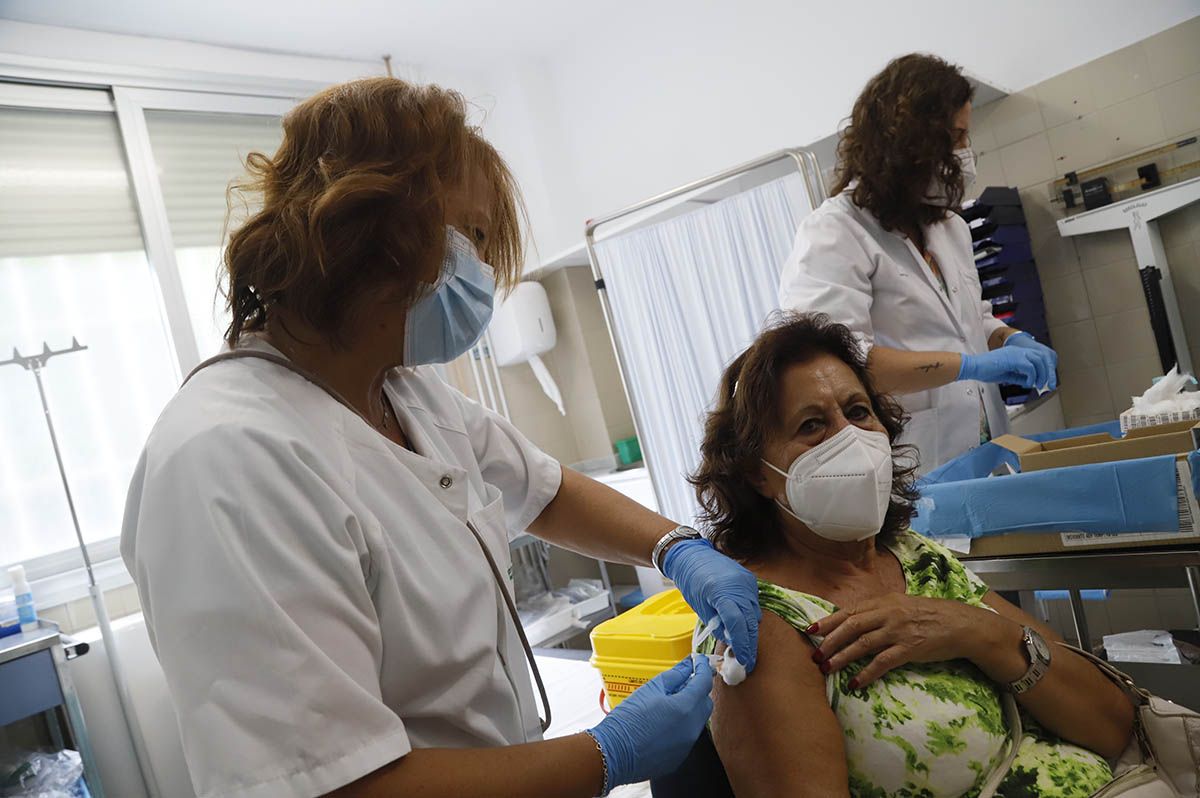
xmin=957 ymin=146 xmax=978 ymax=190
xmin=762 ymin=425 xmax=894 ymax=542
xmin=924 ymin=147 xmax=977 ymax=206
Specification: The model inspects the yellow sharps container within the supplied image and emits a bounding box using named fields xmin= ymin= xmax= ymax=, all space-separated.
xmin=589 ymin=589 xmax=698 ymax=708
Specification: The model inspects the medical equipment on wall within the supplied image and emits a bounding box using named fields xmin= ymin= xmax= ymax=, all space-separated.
xmin=490 ymin=281 xmax=565 ymax=415
xmin=1057 ymin=174 xmax=1200 ymax=377
xmin=0 ymin=339 xmax=161 ymax=797
xmin=1050 ymin=136 xmax=1199 ymax=212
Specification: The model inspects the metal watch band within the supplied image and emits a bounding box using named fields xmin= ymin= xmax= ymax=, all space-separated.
xmin=652 ymin=525 xmax=701 ymax=578
xmin=1009 ymin=626 xmax=1051 ymax=695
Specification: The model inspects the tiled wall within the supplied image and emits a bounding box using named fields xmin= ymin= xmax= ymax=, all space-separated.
xmin=966 ymin=15 xmax=1200 ymax=427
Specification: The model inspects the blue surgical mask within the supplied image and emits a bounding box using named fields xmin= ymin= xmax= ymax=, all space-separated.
xmin=403 ymin=227 xmax=496 ymax=366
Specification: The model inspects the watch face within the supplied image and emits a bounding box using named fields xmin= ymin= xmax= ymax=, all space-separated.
xmin=1031 ymin=630 xmax=1051 ymax=661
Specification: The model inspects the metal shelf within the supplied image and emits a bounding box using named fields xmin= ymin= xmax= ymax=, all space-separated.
xmin=529 ymin=607 xmax=616 ymax=649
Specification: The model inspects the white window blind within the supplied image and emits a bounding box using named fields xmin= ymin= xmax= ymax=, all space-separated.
xmin=0 ymin=103 xmax=178 ymax=569
xmin=144 ymin=110 xmax=283 ymax=358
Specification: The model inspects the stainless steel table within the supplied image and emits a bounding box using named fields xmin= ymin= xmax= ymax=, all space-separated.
xmin=965 ymin=547 xmax=1200 ymax=710
xmin=0 ymin=621 xmax=104 ymax=798
xmin=965 ymin=548 xmax=1200 ymax=660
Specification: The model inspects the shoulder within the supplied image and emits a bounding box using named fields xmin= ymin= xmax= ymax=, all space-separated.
xmin=934 ymin=210 xmax=973 ymax=247
xmin=891 ymin=529 xmax=989 ymax=603
xmin=388 ymin=366 xmax=473 ymax=432
xmin=757 ymin=579 xmax=836 ymax=631
xmin=799 ymin=193 xmax=870 ymax=236
xmin=140 ymin=358 xmax=350 ymax=485
xmin=787 ymin=193 xmax=878 ymax=270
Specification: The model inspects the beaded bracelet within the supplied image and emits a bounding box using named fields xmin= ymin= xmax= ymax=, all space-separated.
xmin=582 ymin=729 xmax=611 ymax=796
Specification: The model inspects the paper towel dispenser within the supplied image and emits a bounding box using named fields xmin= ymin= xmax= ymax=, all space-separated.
xmin=489 ymin=281 xmax=566 ymax=415
xmin=491 ymin=282 xmax=557 ymax=366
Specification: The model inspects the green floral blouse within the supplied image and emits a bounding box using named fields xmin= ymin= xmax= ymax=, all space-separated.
xmin=699 ymin=530 xmax=1112 ymax=797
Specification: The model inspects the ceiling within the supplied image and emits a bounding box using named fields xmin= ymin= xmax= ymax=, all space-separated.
xmin=2 ymin=0 xmax=1197 ymax=92
xmin=0 ymin=0 xmax=596 ymax=66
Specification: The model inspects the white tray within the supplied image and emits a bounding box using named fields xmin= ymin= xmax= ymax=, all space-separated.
xmin=570 ymin=590 xmax=611 ymax=620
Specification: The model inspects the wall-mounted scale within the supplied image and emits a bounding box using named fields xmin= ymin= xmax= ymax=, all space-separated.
xmin=1057 ymin=174 xmax=1200 ymax=377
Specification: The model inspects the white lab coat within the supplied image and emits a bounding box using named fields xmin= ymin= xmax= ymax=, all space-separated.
xmin=779 ymin=192 xmax=1009 ymax=471
xmin=121 ymin=339 xmax=561 ymax=798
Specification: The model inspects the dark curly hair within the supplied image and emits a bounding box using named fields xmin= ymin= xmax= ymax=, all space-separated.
xmin=832 ymin=53 xmax=974 ymax=249
xmin=689 ymin=313 xmax=920 ymax=563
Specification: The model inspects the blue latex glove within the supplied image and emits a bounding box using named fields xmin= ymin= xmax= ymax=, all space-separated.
xmin=663 ymin=538 xmax=761 ymax=671
xmin=588 ymin=656 xmax=714 ymax=792
xmin=958 ymin=342 xmax=1057 ymax=391
xmin=1004 ymin=332 xmax=1059 ymax=390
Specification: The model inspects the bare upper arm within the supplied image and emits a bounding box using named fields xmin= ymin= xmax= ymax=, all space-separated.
xmin=709 ymin=611 xmax=850 ymax=798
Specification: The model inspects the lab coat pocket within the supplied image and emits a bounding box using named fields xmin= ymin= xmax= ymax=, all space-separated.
xmin=469 ymin=485 xmax=515 ymax=589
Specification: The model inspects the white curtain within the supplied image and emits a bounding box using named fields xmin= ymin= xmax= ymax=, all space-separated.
xmin=594 ymin=172 xmax=814 ymax=526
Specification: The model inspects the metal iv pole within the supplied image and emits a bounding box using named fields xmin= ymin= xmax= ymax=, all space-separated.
xmin=1 ymin=339 xmax=160 ymax=798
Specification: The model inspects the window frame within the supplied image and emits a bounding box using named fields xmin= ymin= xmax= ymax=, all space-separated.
xmin=0 ymin=73 xmax=299 ymax=606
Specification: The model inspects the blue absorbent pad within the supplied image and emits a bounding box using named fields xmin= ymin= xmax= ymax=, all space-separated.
xmin=913 ymin=421 xmax=1199 ymax=540
xmin=1034 ymin=589 xmax=1110 ymax=601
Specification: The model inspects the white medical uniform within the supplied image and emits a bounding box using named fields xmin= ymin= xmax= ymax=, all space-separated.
xmin=121 ymin=339 xmax=561 ymax=798
xmin=778 ymin=192 xmax=1009 ymax=471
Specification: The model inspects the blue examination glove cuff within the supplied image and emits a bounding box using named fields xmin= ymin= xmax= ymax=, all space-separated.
xmin=1004 ymin=331 xmax=1035 ymax=346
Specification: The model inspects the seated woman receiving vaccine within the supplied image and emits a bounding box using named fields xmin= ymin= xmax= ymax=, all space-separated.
xmin=686 ymin=313 xmax=1133 ymax=798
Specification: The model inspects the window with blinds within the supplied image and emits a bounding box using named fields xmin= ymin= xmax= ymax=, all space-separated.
xmin=0 ymin=103 xmax=178 ymax=566
xmin=144 ymin=110 xmax=283 ymax=358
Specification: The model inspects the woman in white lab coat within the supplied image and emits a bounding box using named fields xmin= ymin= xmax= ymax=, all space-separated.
xmin=779 ymin=54 xmax=1059 ymax=471
xmin=121 ymin=78 xmax=762 ymax=798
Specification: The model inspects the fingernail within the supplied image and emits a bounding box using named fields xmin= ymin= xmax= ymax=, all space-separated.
xmin=848 ymin=677 xmax=860 ymax=690
xmin=805 ymin=623 xmax=818 ymax=634
xmin=820 ymin=661 xmax=832 ymax=675
xmin=811 ymin=649 xmax=824 ymax=664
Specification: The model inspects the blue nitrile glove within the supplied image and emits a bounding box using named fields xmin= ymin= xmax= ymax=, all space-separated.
xmin=588 ymin=656 xmax=715 ymax=793
xmin=958 ymin=345 xmax=1055 ymax=390
xmin=1003 ymin=332 xmax=1059 ymax=390
xmin=663 ymin=538 xmax=761 ymax=671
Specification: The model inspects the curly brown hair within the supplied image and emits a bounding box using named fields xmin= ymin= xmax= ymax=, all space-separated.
xmin=832 ymin=53 xmax=974 ymax=248
xmin=689 ymin=313 xmax=920 ymax=563
xmin=222 ymin=77 xmax=525 ymax=346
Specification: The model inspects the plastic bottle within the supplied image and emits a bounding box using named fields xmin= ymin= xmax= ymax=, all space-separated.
xmin=9 ymin=565 xmax=37 ymax=633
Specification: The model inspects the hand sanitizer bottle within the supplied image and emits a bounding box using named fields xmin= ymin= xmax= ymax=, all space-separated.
xmin=9 ymin=565 xmax=38 ymax=633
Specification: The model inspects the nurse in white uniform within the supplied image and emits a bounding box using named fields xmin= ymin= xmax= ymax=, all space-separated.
xmin=779 ymin=54 xmax=1059 ymax=471
xmin=121 ymin=78 xmax=761 ymax=798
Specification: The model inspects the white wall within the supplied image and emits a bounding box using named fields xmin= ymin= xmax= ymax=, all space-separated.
xmin=516 ymin=1 xmax=1200 ymax=261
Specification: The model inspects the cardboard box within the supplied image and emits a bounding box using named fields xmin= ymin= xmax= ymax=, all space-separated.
xmin=989 ymin=420 xmax=1200 ymax=473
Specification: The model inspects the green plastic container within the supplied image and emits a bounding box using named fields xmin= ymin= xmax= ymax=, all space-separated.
xmin=614 ymin=436 xmax=642 ymax=466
